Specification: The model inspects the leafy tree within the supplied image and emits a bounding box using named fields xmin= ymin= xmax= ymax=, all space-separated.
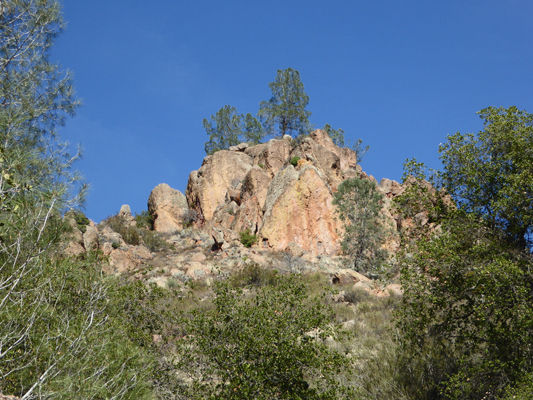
xmin=439 ymin=106 xmax=533 ymax=248
xmin=333 ymin=177 xmax=390 ymax=277
xmin=0 ymin=1 xmax=154 ymax=398
xmin=258 ymin=68 xmax=312 ymax=137
xmin=395 ymin=108 xmax=533 ymax=399
xmin=177 ymin=275 xmax=357 ymax=399
xmin=203 ymin=105 xmax=264 ymax=154
xmin=396 ymin=212 xmax=533 ymax=399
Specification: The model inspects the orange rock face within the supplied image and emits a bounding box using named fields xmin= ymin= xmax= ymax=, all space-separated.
xmin=186 ymin=150 xmax=253 ymax=223
xmin=259 ymin=165 xmax=342 ymax=255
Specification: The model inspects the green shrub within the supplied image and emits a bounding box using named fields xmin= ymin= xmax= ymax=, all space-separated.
xmin=112 ymin=242 xmax=120 ymax=249
xmin=66 ymin=210 xmax=90 ymax=233
xmin=177 ymin=275 xmax=357 ymax=399
xmin=258 ymin=162 xmax=264 ymax=168
xmin=230 ymin=263 xmax=278 ymax=287
xmin=102 ymin=213 xmax=168 ymax=251
xmin=290 ymin=155 xmax=300 ymax=166
xmin=239 ymin=228 xmax=258 ymax=247
xmin=135 ymin=210 xmax=154 ymax=229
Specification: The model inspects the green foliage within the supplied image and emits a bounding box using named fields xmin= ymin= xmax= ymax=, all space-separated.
xmin=439 ymin=106 xmax=533 ymax=247
xmin=258 ymin=68 xmax=312 ymax=137
xmin=290 ymin=155 xmax=300 ymax=166
xmin=135 ymin=210 xmax=154 ymax=229
xmin=204 ymin=105 xmax=264 ymax=154
xmin=0 ymin=252 xmax=156 ymax=399
xmin=0 ymin=1 xmax=155 ymax=398
xmin=351 ymin=138 xmax=370 ymax=163
xmin=177 ymin=275 xmax=357 ymax=399
xmin=396 ymin=212 xmax=533 ymax=399
xmin=239 ymin=228 xmax=258 ymax=248
xmin=333 ymin=177 xmax=390 ymax=277
xmin=394 ymin=159 xmax=453 ymax=246
xmin=66 ymin=209 xmax=90 ymax=233
xmin=258 ymin=162 xmax=264 ymax=168
xmin=102 ymin=214 xmax=169 ymax=251
xmin=230 ymin=263 xmax=279 ymax=287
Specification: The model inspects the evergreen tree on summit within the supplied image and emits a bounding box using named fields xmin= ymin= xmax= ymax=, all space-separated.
xmin=258 ymin=68 xmax=312 ymax=137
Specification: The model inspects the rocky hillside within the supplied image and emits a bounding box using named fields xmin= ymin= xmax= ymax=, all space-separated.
xmin=63 ymin=129 xmax=452 ymax=297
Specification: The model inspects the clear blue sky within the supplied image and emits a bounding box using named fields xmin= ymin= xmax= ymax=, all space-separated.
xmin=53 ymin=0 xmax=533 ymax=222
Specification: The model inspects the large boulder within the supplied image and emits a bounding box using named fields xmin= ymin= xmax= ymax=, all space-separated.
xmin=186 ymin=150 xmax=253 ymax=223
xmin=258 ymin=165 xmax=342 ymax=255
xmin=148 ymin=183 xmax=188 ymax=232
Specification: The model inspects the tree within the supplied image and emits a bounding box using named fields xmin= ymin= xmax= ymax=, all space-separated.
xmin=394 ymin=109 xmax=533 ymax=398
xmin=258 ymin=68 xmax=311 ymax=137
xmin=439 ymin=106 xmax=533 ymax=248
xmin=396 ymin=212 xmax=533 ymax=399
xmin=333 ymin=177 xmax=390 ymax=278
xmin=204 ymin=105 xmax=264 ymax=154
xmin=0 ymin=1 xmax=153 ymax=398
xmin=177 ymin=275 xmax=357 ymax=399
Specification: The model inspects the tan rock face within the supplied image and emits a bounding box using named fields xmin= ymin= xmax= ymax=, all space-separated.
xmin=309 ymin=129 xmax=358 ymax=171
xmin=83 ymin=225 xmax=99 ymax=251
xmin=290 ymin=136 xmax=343 ymax=188
xmin=259 ymin=165 xmax=342 ymax=255
xmin=186 ymin=150 xmax=253 ymax=223
xmin=252 ymin=138 xmax=291 ymax=178
xmin=229 ymin=165 xmax=273 ymax=233
xmin=64 ymin=217 xmax=85 ymax=256
xmin=148 ymin=183 xmax=188 ymax=232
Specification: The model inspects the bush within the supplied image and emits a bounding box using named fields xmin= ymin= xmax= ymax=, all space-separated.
xmin=239 ymin=228 xmax=258 ymax=248
xmin=66 ymin=210 xmax=90 ymax=233
xmin=181 ymin=209 xmax=198 ymax=228
xmin=396 ymin=212 xmax=533 ymax=399
xmin=135 ymin=210 xmax=154 ymax=229
xmin=230 ymin=263 xmax=279 ymax=287
xmin=177 ymin=275 xmax=357 ymax=399
xmin=290 ymin=155 xmax=300 ymax=166
xmin=102 ymin=214 xmax=168 ymax=251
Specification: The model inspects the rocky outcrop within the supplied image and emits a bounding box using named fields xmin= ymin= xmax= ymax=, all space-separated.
xmin=258 ymin=165 xmax=342 ymax=255
xmin=180 ymin=129 xmax=446 ymax=257
xmin=148 ymin=184 xmax=188 ymax=232
xmin=249 ymin=138 xmax=292 ymax=178
xmin=64 ymin=217 xmax=85 ymax=256
xmin=186 ymin=150 xmax=253 ymax=224
xmin=309 ymin=129 xmax=358 ymax=172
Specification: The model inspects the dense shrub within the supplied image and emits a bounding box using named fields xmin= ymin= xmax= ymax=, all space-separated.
xmin=239 ymin=228 xmax=258 ymax=247
xmin=135 ymin=210 xmax=154 ymax=229
xmin=102 ymin=214 xmax=168 ymax=251
xmin=290 ymin=155 xmax=300 ymax=166
xmin=177 ymin=275 xmax=357 ymax=399
xmin=230 ymin=263 xmax=279 ymax=287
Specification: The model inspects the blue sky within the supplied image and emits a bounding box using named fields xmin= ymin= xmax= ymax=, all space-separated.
xmin=53 ymin=0 xmax=533 ymax=222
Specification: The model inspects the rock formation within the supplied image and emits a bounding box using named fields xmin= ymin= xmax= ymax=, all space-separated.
xmin=148 ymin=184 xmax=188 ymax=232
